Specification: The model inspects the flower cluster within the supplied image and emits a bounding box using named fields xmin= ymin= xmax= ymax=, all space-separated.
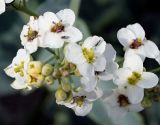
xmin=3 ymin=8 xmax=160 ymax=118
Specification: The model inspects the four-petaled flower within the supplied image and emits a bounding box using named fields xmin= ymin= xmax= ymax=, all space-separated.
xmin=117 ymin=23 xmax=160 ymax=63
xmin=38 ymin=9 xmax=83 ymax=48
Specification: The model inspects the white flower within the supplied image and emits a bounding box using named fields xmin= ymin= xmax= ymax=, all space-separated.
xmin=38 ymin=9 xmax=83 ymax=48
xmin=114 ymin=54 xmax=159 ymax=103
xmin=4 ymin=49 xmax=31 ymax=89
xmin=57 ymin=87 xmax=103 ymax=116
xmin=65 ymin=36 xmax=106 ymax=91
xmin=0 ymin=0 xmax=14 ymax=14
xmin=20 ymin=16 xmax=43 ymax=54
xmin=103 ymin=88 xmax=144 ymax=120
xmin=117 ymin=23 xmax=160 ymax=63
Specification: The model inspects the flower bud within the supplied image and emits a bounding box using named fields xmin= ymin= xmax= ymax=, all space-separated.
xmin=55 ymin=89 xmax=67 ymax=102
xmin=45 ymin=75 xmax=54 ymax=85
xmin=27 ymin=74 xmax=44 ymax=87
xmin=65 ymin=91 xmax=73 ymax=103
xmin=52 ymin=69 xmax=61 ymax=79
xmin=42 ymin=64 xmax=54 ymax=76
xmin=141 ymin=97 xmax=152 ymax=108
xmin=28 ymin=61 xmax=43 ymax=74
xmin=62 ymin=83 xmax=72 ymax=92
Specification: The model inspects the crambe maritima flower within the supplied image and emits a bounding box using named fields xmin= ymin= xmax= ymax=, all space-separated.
xmin=4 ymin=49 xmax=31 ymax=89
xmin=20 ymin=16 xmax=43 ymax=54
xmin=57 ymin=87 xmax=103 ymax=116
xmin=0 ymin=0 xmax=14 ymax=14
xmin=114 ymin=54 xmax=159 ymax=103
xmin=80 ymin=43 xmax=119 ymax=92
xmin=103 ymin=88 xmax=143 ymax=120
xmin=117 ymin=23 xmax=160 ymax=63
xmin=38 ymin=9 xmax=82 ymax=48
xmin=65 ymin=36 xmax=107 ymax=91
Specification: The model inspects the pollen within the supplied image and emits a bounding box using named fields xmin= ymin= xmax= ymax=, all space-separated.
xmin=14 ymin=61 xmax=24 ymax=77
xmin=130 ymin=38 xmax=143 ymax=49
xmin=51 ymin=21 xmax=64 ymax=33
xmin=73 ymin=96 xmax=86 ymax=107
xmin=128 ymin=71 xmax=141 ymax=85
xmin=25 ymin=27 xmax=38 ymax=41
xmin=82 ymin=48 xmax=95 ymax=63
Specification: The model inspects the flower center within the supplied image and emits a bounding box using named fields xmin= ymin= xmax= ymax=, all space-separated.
xmin=82 ymin=48 xmax=95 ymax=63
xmin=51 ymin=21 xmax=64 ymax=33
xmin=130 ymin=38 xmax=142 ymax=49
xmin=14 ymin=61 xmax=24 ymax=77
xmin=26 ymin=27 xmax=38 ymax=41
xmin=128 ymin=72 xmax=141 ymax=85
xmin=73 ymin=96 xmax=86 ymax=107
xmin=117 ymin=94 xmax=130 ymax=107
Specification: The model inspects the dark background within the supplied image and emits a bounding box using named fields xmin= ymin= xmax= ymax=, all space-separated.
xmin=0 ymin=0 xmax=160 ymax=125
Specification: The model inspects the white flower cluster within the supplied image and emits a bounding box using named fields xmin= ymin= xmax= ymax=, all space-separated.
xmin=3 ymin=9 xmax=160 ymax=118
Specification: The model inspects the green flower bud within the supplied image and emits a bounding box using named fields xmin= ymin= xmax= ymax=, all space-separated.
xmin=45 ymin=75 xmax=54 ymax=85
xmin=42 ymin=64 xmax=54 ymax=76
xmin=141 ymin=97 xmax=152 ymax=108
xmin=65 ymin=91 xmax=73 ymax=103
xmin=62 ymin=83 xmax=72 ymax=92
xmin=55 ymin=89 xmax=67 ymax=102
xmin=52 ymin=69 xmax=61 ymax=79
xmin=28 ymin=61 xmax=43 ymax=74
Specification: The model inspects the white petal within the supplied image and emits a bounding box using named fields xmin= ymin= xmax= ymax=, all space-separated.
xmin=11 ymin=80 xmax=27 ymax=90
xmin=127 ymin=23 xmax=145 ymax=40
xmin=117 ymin=28 xmax=136 ymax=48
xmin=5 ymin=0 xmax=14 ymax=3
xmin=104 ymin=44 xmax=116 ymax=61
xmin=103 ymin=92 xmax=119 ymax=107
xmin=65 ymin=43 xmax=85 ymax=64
xmin=128 ymin=104 xmax=144 ymax=112
xmin=62 ymin=26 xmax=83 ymax=43
xmin=56 ymin=9 xmax=75 ymax=26
xmin=123 ymin=54 xmax=143 ymax=73
xmin=114 ymin=68 xmax=132 ymax=86
xmin=155 ymin=53 xmax=160 ymax=65
xmin=74 ymin=102 xmax=93 ymax=116
xmin=77 ymin=63 xmax=95 ymax=76
xmin=98 ymin=61 xmax=118 ymax=80
xmin=94 ymin=56 xmax=106 ymax=71
xmin=80 ymin=76 xmax=97 ymax=92
xmin=83 ymin=36 xmax=106 ymax=56
xmin=43 ymin=11 xmax=59 ymax=24
xmin=105 ymin=105 xmax=127 ymax=121
xmin=86 ymin=87 xmax=103 ymax=101
xmin=125 ymin=47 xmax=146 ymax=62
xmin=144 ymin=40 xmax=160 ymax=59
xmin=23 ymin=40 xmax=38 ymax=54
xmin=4 ymin=64 xmax=15 ymax=78
xmin=0 ymin=0 xmax=5 ymax=14
xmin=127 ymin=85 xmax=144 ymax=104
xmin=138 ymin=72 xmax=159 ymax=89
xmin=43 ymin=32 xmax=64 ymax=48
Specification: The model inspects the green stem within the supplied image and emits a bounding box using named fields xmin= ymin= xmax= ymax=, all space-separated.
xmin=11 ymin=0 xmax=38 ymax=16
xmin=149 ymin=67 xmax=160 ymax=73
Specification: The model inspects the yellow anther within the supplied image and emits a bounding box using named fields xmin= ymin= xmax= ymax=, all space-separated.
xmin=82 ymin=48 xmax=95 ymax=63
xmin=128 ymin=71 xmax=141 ymax=85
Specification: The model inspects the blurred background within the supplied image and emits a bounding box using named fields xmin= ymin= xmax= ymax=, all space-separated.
xmin=0 ymin=0 xmax=160 ymax=125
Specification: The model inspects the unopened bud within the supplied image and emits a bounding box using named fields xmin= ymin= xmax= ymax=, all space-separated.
xmin=42 ymin=64 xmax=54 ymax=76
xmin=27 ymin=74 xmax=44 ymax=87
xmin=141 ymin=97 xmax=152 ymax=108
xmin=28 ymin=61 xmax=43 ymax=74
xmin=52 ymin=69 xmax=61 ymax=79
xmin=45 ymin=75 xmax=54 ymax=85
xmin=65 ymin=91 xmax=73 ymax=103
xmin=55 ymin=89 xmax=67 ymax=102
xmin=62 ymin=83 xmax=72 ymax=92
